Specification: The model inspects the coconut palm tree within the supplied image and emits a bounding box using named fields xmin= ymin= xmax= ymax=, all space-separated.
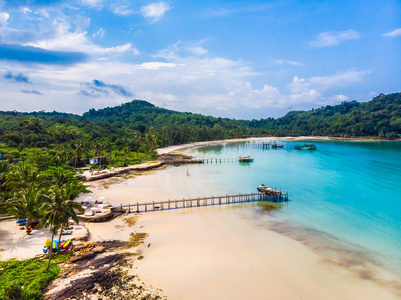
xmin=74 ymin=142 xmax=84 ymax=170
xmin=8 ymin=185 xmax=42 ymax=227
xmin=40 ymin=188 xmax=83 ymax=271
xmin=133 ymin=131 xmax=142 ymax=157
xmin=6 ymin=161 xmax=44 ymax=191
xmin=109 ymin=150 xmax=118 ymax=167
xmin=122 ymin=146 xmax=129 ymax=167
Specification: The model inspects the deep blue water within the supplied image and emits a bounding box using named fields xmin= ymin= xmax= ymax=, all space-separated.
xmin=185 ymin=140 xmax=401 ymax=275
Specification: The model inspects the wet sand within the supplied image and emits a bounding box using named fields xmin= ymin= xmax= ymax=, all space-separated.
xmin=131 ymin=206 xmax=400 ymax=300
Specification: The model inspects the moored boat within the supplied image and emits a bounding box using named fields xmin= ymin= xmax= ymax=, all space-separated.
xmin=272 ymin=143 xmax=284 ymax=149
xmin=294 ymin=143 xmax=317 ymax=150
xmin=238 ymin=155 xmax=254 ymax=162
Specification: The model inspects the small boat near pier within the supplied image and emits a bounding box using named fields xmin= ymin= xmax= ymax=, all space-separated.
xmin=238 ymin=155 xmax=254 ymax=162
xmin=294 ymin=143 xmax=317 ymax=150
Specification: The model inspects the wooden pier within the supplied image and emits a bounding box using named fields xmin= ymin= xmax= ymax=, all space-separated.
xmin=199 ymin=158 xmax=241 ymax=163
xmin=244 ymin=142 xmax=293 ymax=149
xmin=112 ymin=190 xmax=289 ymax=213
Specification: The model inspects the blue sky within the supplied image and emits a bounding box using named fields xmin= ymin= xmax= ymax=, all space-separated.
xmin=0 ymin=0 xmax=400 ymax=119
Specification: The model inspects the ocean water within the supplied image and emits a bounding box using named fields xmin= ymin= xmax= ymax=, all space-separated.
xmin=184 ymin=140 xmax=401 ymax=277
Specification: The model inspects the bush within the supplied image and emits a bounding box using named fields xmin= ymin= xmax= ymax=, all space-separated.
xmin=0 ymin=258 xmax=60 ymax=300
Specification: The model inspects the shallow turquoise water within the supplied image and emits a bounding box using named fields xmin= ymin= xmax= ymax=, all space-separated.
xmin=185 ymin=140 xmax=401 ymax=276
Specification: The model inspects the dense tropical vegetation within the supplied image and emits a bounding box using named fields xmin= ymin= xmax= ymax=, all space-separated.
xmin=0 ymin=258 xmax=60 ymax=300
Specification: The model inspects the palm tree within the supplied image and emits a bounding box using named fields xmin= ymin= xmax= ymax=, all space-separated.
xmin=122 ymin=146 xmax=129 ymax=167
xmin=8 ymin=185 xmax=41 ymax=227
xmin=74 ymin=142 xmax=84 ymax=170
xmin=40 ymin=188 xmax=83 ymax=271
xmin=6 ymin=161 xmax=43 ymax=191
xmin=93 ymin=141 xmax=105 ymax=167
xmin=0 ymin=160 xmax=10 ymax=186
xmin=109 ymin=150 xmax=118 ymax=167
xmin=133 ymin=131 xmax=142 ymax=157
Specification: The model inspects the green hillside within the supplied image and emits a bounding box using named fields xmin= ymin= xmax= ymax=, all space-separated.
xmin=0 ymin=92 xmax=400 ymax=155
xmin=268 ymin=92 xmax=401 ymax=139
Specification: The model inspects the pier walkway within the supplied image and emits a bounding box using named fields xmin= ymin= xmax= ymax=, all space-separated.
xmin=112 ymin=190 xmax=289 ymax=213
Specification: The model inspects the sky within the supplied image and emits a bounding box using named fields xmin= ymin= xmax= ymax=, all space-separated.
xmin=0 ymin=0 xmax=400 ymax=119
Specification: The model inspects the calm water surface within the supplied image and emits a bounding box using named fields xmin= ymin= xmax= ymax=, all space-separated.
xmin=185 ymin=140 xmax=401 ymax=276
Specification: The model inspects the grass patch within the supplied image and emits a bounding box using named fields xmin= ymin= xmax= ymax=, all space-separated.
xmin=0 ymin=258 xmax=60 ymax=300
xmin=44 ymin=250 xmax=74 ymax=264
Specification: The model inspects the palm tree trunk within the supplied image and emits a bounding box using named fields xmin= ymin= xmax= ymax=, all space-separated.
xmin=57 ymin=228 xmax=63 ymax=253
xmin=46 ymin=231 xmax=55 ymax=272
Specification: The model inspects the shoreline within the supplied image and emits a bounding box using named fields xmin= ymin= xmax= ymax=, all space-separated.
xmin=156 ymin=135 xmax=400 ymax=155
xmin=84 ymin=141 xmax=401 ymax=300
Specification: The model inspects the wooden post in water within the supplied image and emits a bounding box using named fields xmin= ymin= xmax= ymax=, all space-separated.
xmin=145 ymin=202 xmax=147 ymax=212
xmin=137 ymin=202 xmax=139 ymax=213
xmin=128 ymin=204 xmax=131 ymax=213
xmin=168 ymin=200 xmax=170 ymax=209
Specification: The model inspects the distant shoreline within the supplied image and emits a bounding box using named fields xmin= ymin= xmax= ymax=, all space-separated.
xmin=156 ymin=135 xmax=400 ymax=155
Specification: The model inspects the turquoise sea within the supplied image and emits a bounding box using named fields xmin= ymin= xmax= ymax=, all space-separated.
xmin=184 ymin=140 xmax=401 ymax=277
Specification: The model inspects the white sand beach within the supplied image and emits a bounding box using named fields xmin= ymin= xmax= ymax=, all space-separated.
xmin=131 ymin=207 xmax=400 ymax=300
xmin=85 ymin=138 xmax=401 ymax=300
xmin=0 ymin=219 xmax=87 ymax=260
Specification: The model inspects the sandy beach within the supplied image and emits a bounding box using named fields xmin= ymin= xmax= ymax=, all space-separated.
xmin=83 ymin=137 xmax=401 ymax=300
xmin=131 ymin=207 xmax=400 ymax=300
xmin=0 ymin=219 xmax=87 ymax=260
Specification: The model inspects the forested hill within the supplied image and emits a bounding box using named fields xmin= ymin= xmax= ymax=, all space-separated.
xmin=268 ymin=92 xmax=401 ymax=139
xmin=0 ymin=92 xmax=400 ymax=151
xmin=82 ymin=100 xmax=246 ymax=132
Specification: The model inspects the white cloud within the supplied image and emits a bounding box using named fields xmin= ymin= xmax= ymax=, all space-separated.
xmin=383 ymin=28 xmax=401 ymax=38
xmin=309 ymin=69 xmax=371 ymax=87
xmin=22 ymin=7 xmax=31 ymax=14
xmin=0 ymin=12 xmax=9 ymax=28
xmin=153 ymin=41 xmax=181 ymax=59
xmin=138 ymin=62 xmax=177 ymax=70
xmin=272 ymin=59 xmax=303 ymax=66
xmin=290 ymin=70 xmax=370 ymax=97
xmin=310 ymin=30 xmax=360 ymax=47
xmin=100 ymin=43 xmax=139 ymax=55
xmin=93 ymin=28 xmax=105 ymax=39
xmin=111 ymin=4 xmax=135 ymax=16
xmin=287 ymin=60 xmax=303 ymax=66
xmin=290 ymin=76 xmax=310 ymax=93
xmin=24 ymin=18 xmax=138 ymax=56
xmin=140 ymin=2 xmax=171 ymax=22
xmin=81 ymin=0 xmax=104 ymax=9
xmin=187 ymin=46 xmax=208 ymax=56
xmin=330 ymin=94 xmax=349 ymax=102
